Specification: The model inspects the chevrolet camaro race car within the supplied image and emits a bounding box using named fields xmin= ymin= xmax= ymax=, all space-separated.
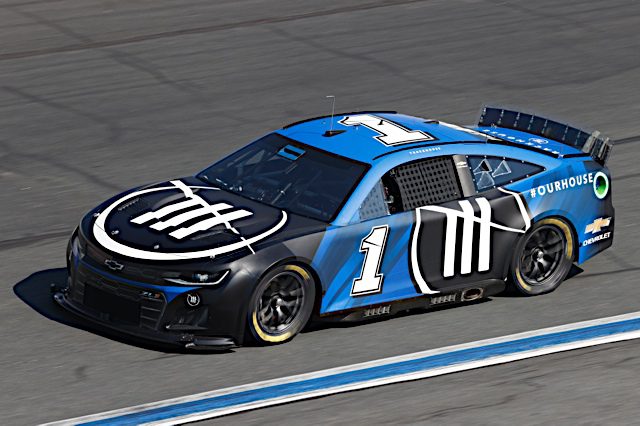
xmin=54 ymin=107 xmax=614 ymax=350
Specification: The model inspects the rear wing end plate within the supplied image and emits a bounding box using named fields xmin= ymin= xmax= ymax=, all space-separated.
xmin=478 ymin=106 xmax=613 ymax=165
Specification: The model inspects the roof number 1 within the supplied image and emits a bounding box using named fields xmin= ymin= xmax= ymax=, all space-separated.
xmin=339 ymin=114 xmax=435 ymax=146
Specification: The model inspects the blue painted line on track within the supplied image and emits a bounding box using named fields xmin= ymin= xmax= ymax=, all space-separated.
xmin=82 ymin=316 xmax=640 ymax=425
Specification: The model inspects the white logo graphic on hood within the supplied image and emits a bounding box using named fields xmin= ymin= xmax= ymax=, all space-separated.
xmin=93 ymin=180 xmax=287 ymax=260
xmin=130 ymin=180 xmax=253 ymax=240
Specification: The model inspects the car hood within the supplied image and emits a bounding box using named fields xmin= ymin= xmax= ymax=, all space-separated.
xmin=82 ymin=177 xmax=325 ymax=262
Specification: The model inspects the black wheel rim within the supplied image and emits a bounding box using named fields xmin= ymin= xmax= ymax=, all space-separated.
xmin=519 ymin=225 xmax=566 ymax=285
xmin=257 ymin=271 xmax=305 ymax=334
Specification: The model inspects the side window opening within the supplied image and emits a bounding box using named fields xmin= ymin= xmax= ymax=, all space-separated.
xmin=353 ymin=156 xmax=462 ymax=222
xmin=381 ymin=173 xmax=403 ymax=214
xmin=358 ymin=180 xmax=390 ymax=222
xmin=393 ymin=157 xmax=462 ymax=209
xmin=467 ymin=156 xmax=544 ymax=192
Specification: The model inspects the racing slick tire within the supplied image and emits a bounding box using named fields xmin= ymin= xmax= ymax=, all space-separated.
xmin=247 ymin=264 xmax=316 ymax=345
xmin=510 ymin=217 xmax=575 ymax=296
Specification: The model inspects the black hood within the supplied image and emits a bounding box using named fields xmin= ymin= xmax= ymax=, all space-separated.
xmin=82 ymin=177 xmax=325 ymax=262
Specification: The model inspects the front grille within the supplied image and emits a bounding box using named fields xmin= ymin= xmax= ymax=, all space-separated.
xmin=71 ymin=264 xmax=166 ymax=330
xmin=84 ymin=283 xmax=140 ymax=324
xmin=83 ymin=238 xmax=167 ymax=285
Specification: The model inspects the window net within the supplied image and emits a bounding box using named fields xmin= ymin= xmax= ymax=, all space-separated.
xmin=394 ymin=157 xmax=462 ymax=209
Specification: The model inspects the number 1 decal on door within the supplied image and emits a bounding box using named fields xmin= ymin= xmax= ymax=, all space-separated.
xmin=351 ymin=225 xmax=390 ymax=296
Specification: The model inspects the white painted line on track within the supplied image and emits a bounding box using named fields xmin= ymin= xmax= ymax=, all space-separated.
xmin=43 ymin=311 xmax=640 ymax=426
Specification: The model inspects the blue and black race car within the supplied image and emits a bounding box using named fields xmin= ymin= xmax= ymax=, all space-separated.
xmin=55 ymin=107 xmax=614 ymax=349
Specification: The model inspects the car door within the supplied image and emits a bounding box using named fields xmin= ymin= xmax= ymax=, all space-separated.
xmin=313 ymin=179 xmax=418 ymax=314
xmin=314 ymin=155 xmax=465 ymax=314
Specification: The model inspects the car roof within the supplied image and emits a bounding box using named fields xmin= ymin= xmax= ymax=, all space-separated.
xmin=276 ymin=111 xmax=584 ymax=164
xmin=276 ymin=112 xmax=485 ymax=163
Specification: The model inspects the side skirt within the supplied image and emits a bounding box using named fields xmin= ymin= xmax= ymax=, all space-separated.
xmin=318 ymin=279 xmax=506 ymax=322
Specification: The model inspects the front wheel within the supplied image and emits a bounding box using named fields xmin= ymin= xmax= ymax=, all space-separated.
xmin=510 ymin=218 xmax=574 ymax=296
xmin=247 ymin=264 xmax=316 ymax=345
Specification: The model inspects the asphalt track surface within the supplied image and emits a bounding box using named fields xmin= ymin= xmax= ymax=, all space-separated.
xmin=1 ymin=0 xmax=640 ymax=424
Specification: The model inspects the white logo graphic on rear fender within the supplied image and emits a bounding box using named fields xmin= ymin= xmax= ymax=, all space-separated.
xmin=92 ymin=180 xmax=287 ymax=260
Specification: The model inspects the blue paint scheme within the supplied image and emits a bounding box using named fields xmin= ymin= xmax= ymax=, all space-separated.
xmin=314 ymin=213 xmax=417 ymax=313
xmin=507 ymin=159 xmax=613 ymax=264
xmin=277 ymin=113 xmax=487 ymax=164
xmin=333 ymin=141 xmax=562 ymax=226
xmin=79 ymin=259 xmax=197 ymax=303
xmin=314 ymin=142 xmax=612 ymax=314
xmin=279 ymin=112 xmax=614 ymax=315
xmin=61 ymin=111 xmax=613 ymax=347
xmin=473 ymin=126 xmax=585 ymax=157
xmin=277 ymin=112 xmax=585 ymax=165
xmin=80 ymin=316 xmax=639 ymax=425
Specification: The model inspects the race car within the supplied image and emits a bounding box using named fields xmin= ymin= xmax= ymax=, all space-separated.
xmin=54 ymin=106 xmax=614 ymax=349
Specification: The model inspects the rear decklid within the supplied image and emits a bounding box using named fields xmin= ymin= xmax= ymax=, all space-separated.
xmin=475 ymin=106 xmax=613 ymax=164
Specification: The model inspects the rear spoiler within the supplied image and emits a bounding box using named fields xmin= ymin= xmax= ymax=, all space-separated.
xmin=478 ymin=106 xmax=613 ymax=165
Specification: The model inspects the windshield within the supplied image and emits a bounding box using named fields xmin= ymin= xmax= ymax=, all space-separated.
xmin=198 ymin=134 xmax=368 ymax=222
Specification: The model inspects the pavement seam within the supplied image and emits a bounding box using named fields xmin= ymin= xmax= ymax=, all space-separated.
xmin=0 ymin=0 xmax=427 ymax=61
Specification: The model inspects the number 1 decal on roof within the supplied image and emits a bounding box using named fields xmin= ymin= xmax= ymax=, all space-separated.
xmin=339 ymin=114 xmax=435 ymax=146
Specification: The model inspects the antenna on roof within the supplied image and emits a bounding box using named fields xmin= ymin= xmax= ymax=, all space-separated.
xmin=327 ymin=95 xmax=335 ymax=132
xmin=323 ymin=95 xmax=345 ymax=137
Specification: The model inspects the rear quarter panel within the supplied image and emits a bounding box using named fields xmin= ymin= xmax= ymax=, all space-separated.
xmin=506 ymin=156 xmax=614 ymax=263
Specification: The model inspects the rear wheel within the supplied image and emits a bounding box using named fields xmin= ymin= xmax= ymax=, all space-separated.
xmin=247 ymin=264 xmax=316 ymax=345
xmin=511 ymin=218 xmax=574 ymax=296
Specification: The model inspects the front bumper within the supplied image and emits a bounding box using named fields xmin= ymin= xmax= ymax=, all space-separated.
xmin=53 ymin=290 xmax=235 ymax=350
xmin=57 ymin=257 xmax=242 ymax=350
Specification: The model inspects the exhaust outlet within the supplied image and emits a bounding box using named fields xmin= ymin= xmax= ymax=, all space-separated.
xmin=461 ymin=288 xmax=484 ymax=301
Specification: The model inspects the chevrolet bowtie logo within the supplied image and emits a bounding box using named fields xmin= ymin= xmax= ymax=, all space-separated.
xmin=585 ymin=217 xmax=611 ymax=234
xmin=104 ymin=259 xmax=124 ymax=271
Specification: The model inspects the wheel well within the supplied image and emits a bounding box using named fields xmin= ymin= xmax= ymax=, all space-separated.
xmin=510 ymin=215 xmax=578 ymax=295
xmin=289 ymin=261 xmax=323 ymax=317
xmin=507 ymin=215 xmax=578 ymax=281
xmin=564 ymin=219 xmax=579 ymax=262
xmin=244 ymin=260 xmax=322 ymax=345
xmin=266 ymin=258 xmax=323 ymax=316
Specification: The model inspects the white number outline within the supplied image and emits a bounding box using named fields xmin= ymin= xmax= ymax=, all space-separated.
xmin=351 ymin=225 xmax=390 ymax=296
xmin=339 ymin=114 xmax=435 ymax=146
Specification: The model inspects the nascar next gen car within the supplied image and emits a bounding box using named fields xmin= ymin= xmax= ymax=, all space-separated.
xmin=55 ymin=107 xmax=614 ymax=349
